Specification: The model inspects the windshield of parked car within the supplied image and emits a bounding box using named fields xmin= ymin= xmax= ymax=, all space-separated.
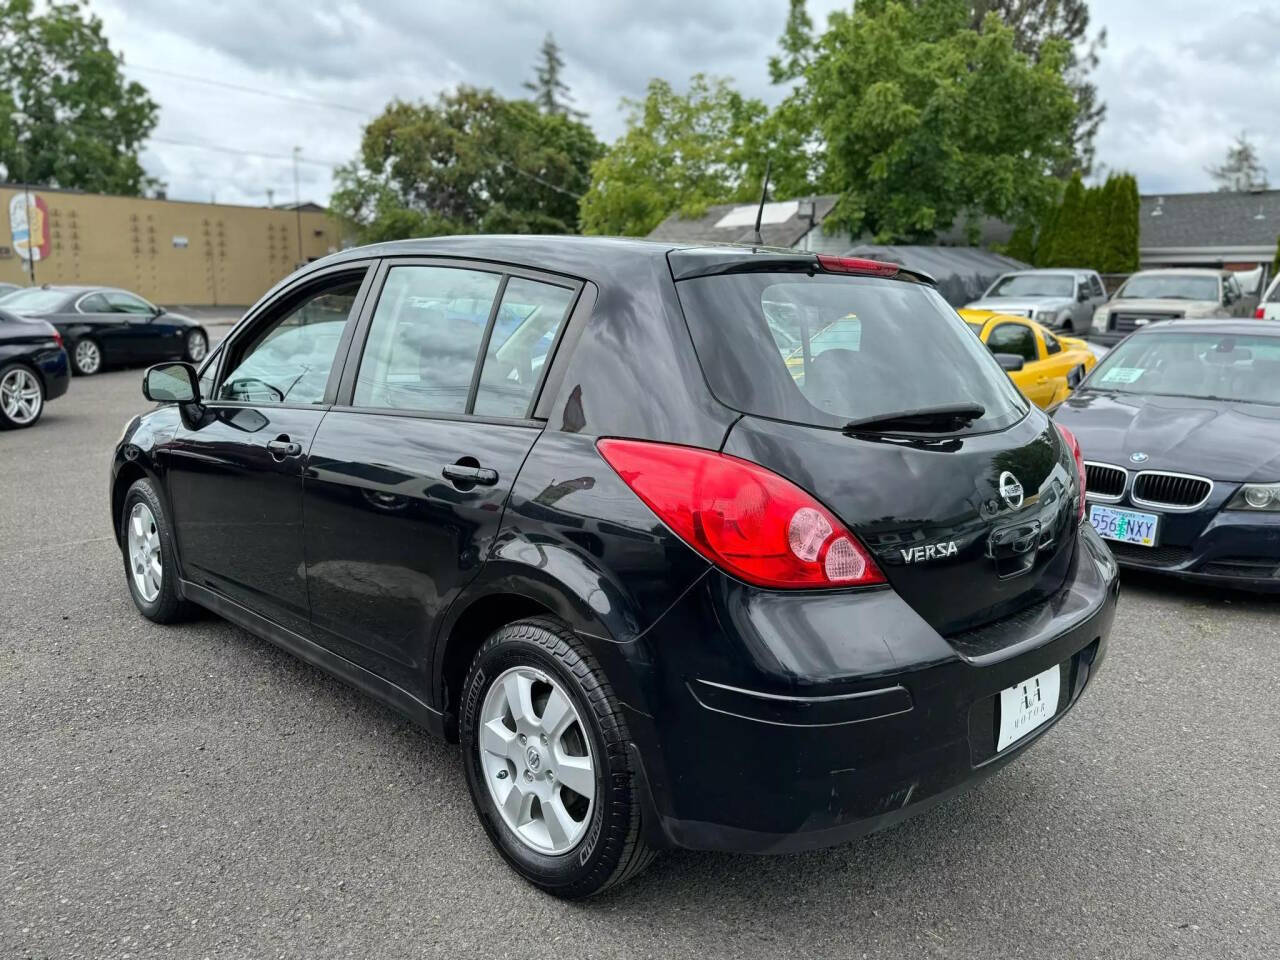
xmin=0 ymin=288 xmax=68 ymax=312
xmin=677 ymin=272 xmax=1028 ymax=432
xmin=1083 ymin=332 xmax=1280 ymax=404
xmin=987 ymin=274 xmax=1074 ymax=298
xmin=1117 ymin=275 xmax=1220 ymax=301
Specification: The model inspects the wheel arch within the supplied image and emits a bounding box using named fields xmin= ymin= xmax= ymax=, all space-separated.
xmin=432 ymin=559 xmax=635 ymax=742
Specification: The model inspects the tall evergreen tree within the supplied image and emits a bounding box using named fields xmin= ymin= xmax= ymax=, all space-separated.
xmin=1045 ymin=172 xmax=1087 ymax=267
xmin=1005 ymin=222 xmax=1036 ymax=263
xmin=1096 ymin=174 xmax=1122 ymax=272
xmin=1206 ymin=132 xmax=1268 ymax=192
xmin=523 ymin=33 xmax=585 ymax=119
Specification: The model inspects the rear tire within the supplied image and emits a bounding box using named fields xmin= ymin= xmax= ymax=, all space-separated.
xmin=71 ymin=337 xmax=102 ymax=376
xmin=0 ymin=362 xmax=44 ymax=429
xmin=460 ymin=617 xmax=657 ymax=898
xmin=119 ymin=478 xmax=193 ymax=623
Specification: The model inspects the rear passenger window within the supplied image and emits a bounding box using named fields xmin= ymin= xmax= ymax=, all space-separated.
xmin=353 ymin=266 xmax=501 ymax=414
xmin=473 ymin=278 xmax=575 ymax=418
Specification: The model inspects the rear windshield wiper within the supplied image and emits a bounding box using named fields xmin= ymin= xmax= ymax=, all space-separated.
xmin=843 ymin=403 xmax=986 ymax=434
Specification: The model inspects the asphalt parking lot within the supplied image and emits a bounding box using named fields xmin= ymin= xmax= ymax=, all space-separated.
xmin=3 ymin=360 xmax=1278 ymax=960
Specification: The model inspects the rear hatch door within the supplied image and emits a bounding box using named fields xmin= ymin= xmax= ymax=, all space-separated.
xmin=673 ymin=259 xmax=1080 ymax=636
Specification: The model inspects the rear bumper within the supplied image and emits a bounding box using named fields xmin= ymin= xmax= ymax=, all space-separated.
xmin=622 ymin=524 xmax=1119 ymax=853
xmin=34 ymin=347 xmax=70 ymax=400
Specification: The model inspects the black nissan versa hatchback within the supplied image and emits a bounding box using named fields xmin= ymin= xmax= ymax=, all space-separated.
xmin=110 ymin=236 xmax=1119 ymax=898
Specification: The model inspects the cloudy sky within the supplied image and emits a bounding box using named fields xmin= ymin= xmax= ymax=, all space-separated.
xmin=89 ymin=0 xmax=1280 ymax=208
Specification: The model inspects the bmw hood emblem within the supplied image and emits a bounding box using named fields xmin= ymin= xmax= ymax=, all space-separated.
xmin=1130 ymin=452 xmax=1149 ymax=464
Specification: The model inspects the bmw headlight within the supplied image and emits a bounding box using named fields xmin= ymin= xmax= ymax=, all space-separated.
xmin=1091 ymin=309 xmax=1109 ymax=331
xmin=1035 ymin=310 xmax=1057 ymax=326
xmin=1227 ymin=483 xmax=1280 ymax=511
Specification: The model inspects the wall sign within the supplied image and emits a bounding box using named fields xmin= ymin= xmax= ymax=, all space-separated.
xmin=8 ymin=193 xmax=50 ymax=262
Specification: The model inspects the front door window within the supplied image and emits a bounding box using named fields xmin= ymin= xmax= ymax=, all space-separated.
xmin=217 ymin=279 xmax=362 ymax=404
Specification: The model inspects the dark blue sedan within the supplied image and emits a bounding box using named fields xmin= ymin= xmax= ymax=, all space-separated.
xmin=1057 ymin=318 xmax=1280 ymax=590
xmin=0 ymin=307 xmax=69 ymax=429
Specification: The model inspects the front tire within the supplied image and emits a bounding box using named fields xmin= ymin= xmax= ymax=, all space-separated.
xmin=119 ymin=478 xmax=192 ymax=623
xmin=184 ymin=328 xmax=208 ymax=363
xmin=460 ymin=617 xmax=656 ymax=898
xmin=72 ymin=337 xmax=102 ymax=376
xmin=0 ymin=362 xmax=45 ymax=429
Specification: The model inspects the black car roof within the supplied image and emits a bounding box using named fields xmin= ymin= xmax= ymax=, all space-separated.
xmin=312 ymin=234 xmax=935 ymax=285
xmin=1129 ymin=318 xmax=1280 ymax=337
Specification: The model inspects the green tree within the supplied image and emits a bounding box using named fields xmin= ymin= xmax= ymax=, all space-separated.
xmin=966 ymin=0 xmax=1106 ymax=174
xmin=331 ymin=87 xmax=601 ymax=244
xmin=1114 ymin=173 xmax=1140 ymax=273
xmin=1004 ymin=221 xmax=1036 ymax=263
xmin=523 ymin=33 xmax=585 ymax=120
xmin=579 ymin=75 xmax=772 ymax=237
xmin=1044 ymin=171 xmax=1086 ymax=266
xmin=775 ymin=0 xmax=1078 ymax=244
xmin=0 ymin=0 xmax=158 ymax=195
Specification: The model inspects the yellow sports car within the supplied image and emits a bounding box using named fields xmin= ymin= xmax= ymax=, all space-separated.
xmin=959 ymin=309 xmax=1096 ymax=409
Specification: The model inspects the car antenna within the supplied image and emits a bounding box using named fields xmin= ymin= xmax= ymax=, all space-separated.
xmin=753 ymin=158 xmax=772 ymax=248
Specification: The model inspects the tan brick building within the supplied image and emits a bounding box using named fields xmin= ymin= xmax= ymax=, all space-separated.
xmin=0 ymin=183 xmax=341 ymax=306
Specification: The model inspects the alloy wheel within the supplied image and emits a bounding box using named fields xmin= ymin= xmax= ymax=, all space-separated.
xmin=75 ymin=339 xmax=101 ymax=374
xmin=127 ymin=502 xmax=162 ymax=603
xmin=0 ymin=367 xmax=42 ymax=425
xmin=478 ymin=665 xmax=595 ymax=855
xmin=187 ymin=330 xmax=208 ymax=362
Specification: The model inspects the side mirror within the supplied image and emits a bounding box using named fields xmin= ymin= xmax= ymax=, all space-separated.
xmin=1067 ymin=366 xmax=1083 ymax=388
xmin=143 ymin=361 xmax=200 ymax=404
xmin=993 ymin=352 xmax=1025 ymax=372
xmin=1077 ymin=288 xmax=1090 ymax=303
xmin=152 ymin=304 xmax=166 ymax=317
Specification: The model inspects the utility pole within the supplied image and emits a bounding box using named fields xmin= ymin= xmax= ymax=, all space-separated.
xmin=13 ymin=110 xmax=36 ymax=285
xmin=292 ymin=147 xmax=303 ymax=266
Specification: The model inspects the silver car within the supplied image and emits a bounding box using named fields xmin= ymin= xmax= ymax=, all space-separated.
xmin=1088 ymin=268 xmax=1246 ymax=346
xmin=965 ymin=269 xmax=1107 ymax=333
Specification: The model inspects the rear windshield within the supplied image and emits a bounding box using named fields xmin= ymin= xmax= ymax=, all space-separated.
xmin=0 ymin=288 xmax=68 ymax=312
xmin=1084 ymin=331 xmax=1280 ymax=405
xmin=676 ymin=272 xmax=1028 ymax=431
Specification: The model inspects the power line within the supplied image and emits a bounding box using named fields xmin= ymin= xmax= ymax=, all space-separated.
xmin=124 ymin=64 xmax=587 ymax=198
xmin=123 ymin=63 xmax=370 ymax=116
xmin=149 ymin=135 xmax=345 ymax=167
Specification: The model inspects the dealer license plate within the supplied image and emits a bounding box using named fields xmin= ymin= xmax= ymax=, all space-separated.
xmin=997 ymin=665 xmax=1061 ymax=752
xmin=1089 ymin=504 xmax=1158 ymax=546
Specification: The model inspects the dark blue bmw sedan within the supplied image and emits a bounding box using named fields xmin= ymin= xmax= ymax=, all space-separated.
xmin=1057 ymin=318 xmax=1280 ymax=590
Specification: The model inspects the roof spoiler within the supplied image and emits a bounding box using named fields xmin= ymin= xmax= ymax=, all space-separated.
xmin=667 ymin=247 xmax=936 ymax=285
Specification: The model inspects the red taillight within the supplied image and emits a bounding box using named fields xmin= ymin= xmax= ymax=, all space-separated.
xmin=51 ymin=329 xmax=63 ymax=348
xmin=596 ymin=438 xmax=885 ymax=589
xmin=816 ymin=255 xmax=900 ymax=279
xmin=1255 ymin=306 xmax=1265 ymax=319
xmin=1056 ymin=423 xmax=1086 ymax=522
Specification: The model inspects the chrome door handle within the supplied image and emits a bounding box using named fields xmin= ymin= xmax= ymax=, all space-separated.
xmin=443 ymin=463 xmax=499 ymax=486
xmin=266 ymin=438 xmax=302 ymax=459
